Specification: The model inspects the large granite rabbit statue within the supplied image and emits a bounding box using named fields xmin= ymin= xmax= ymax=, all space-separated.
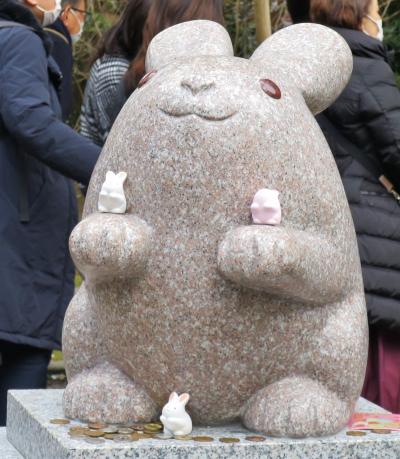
xmin=63 ymin=20 xmax=368 ymax=437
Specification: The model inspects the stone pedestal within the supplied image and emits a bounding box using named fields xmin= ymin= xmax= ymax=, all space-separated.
xmin=0 ymin=428 xmax=22 ymax=459
xmin=6 ymin=389 xmax=400 ymax=458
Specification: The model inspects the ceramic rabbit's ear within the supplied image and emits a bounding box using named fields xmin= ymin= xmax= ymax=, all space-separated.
xmin=106 ymin=171 xmax=115 ymax=180
xmin=169 ymin=392 xmax=179 ymax=402
xmin=117 ymin=172 xmax=127 ymax=183
xmin=250 ymin=24 xmax=353 ymax=115
xmin=178 ymin=393 xmax=190 ymax=405
xmin=145 ymin=20 xmax=233 ymax=72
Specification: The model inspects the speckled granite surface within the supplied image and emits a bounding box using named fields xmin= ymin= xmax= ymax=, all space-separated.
xmin=0 ymin=428 xmax=22 ymax=458
xmin=63 ymin=20 xmax=368 ymax=437
xmin=7 ymin=390 xmax=400 ymax=459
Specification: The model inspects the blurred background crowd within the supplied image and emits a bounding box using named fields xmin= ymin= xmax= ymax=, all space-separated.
xmin=67 ymin=0 xmax=399 ymax=127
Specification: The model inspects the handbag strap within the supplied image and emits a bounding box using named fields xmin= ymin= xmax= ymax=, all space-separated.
xmin=0 ymin=20 xmax=32 ymax=30
xmin=44 ymin=27 xmax=69 ymax=45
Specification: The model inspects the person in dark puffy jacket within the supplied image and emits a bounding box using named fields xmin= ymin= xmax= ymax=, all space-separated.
xmin=46 ymin=16 xmax=74 ymax=120
xmin=310 ymin=0 xmax=400 ymax=413
xmin=0 ymin=0 xmax=100 ymax=426
xmin=46 ymin=0 xmax=87 ymax=121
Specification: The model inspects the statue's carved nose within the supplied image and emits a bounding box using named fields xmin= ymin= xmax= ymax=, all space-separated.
xmin=181 ymin=77 xmax=215 ymax=95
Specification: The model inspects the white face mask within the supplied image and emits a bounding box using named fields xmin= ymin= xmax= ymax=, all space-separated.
xmin=70 ymin=9 xmax=84 ymax=44
xmin=36 ymin=0 xmax=62 ymax=27
xmin=363 ymin=15 xmax=384 ymax=42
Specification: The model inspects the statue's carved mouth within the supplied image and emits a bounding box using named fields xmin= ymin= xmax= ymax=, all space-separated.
xmin=160 ymin=108 xmax=237 ymax=122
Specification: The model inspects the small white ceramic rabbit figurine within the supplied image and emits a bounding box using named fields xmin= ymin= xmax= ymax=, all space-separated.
xmin=98 ymin=171 xmax=128 ymax=214
xmin=160 ymin=392 xmax=192 ymax=436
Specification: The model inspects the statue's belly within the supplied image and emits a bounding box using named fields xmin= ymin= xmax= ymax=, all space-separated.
xmin=91 ymin=266 xmax=327 ymax=423
xmin=88 ymin=227 xmax=362 ymax=423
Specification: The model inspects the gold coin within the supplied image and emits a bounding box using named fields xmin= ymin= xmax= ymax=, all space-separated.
xmin=193 ymin=436 xmax=214 ymax=442
xmin=104 ymin=433 xmax=118 ymax=440
xmin=131 ymin=424 xmax=145 ymax=431
xmin=69 ymin=426 xmax=88 ymax=433
xmin=86 ymin=430 xmax=105 ymax=438
xmin=102 ymin=427 xmax=119 ymax=434
xmin=370 ymin=429 xmax=392 ymax=434
xmin=50 ymin=419 xmax=70 ymax=425
xmin=174 ymin=435 xmax=192 ymax=440
xmin=88 ymin=422 xmax=107 ymax=430
xmin=116 ymin=424 xmax=133 ymax=429
xmin=131 ymin=432 xmax=154 ymax=440
xmin=144 ymin=428 xmax=163 ymax=433
xmin=130 ymin=433 xmax=143 ymax=440
xmin=245 ymin=435 xmax=266 ymax=442
xmin=118 ymin=427 xmax=134 ymax=435
xmin=144 ymin=423 xmax=163 ymax=432
xmin=68 ymin=431 xmax=86 ymax=438
xmin=346 ymin=431 xmax=367 ymax=437
xmin=219 ymin=437 xmax=240 ymax=443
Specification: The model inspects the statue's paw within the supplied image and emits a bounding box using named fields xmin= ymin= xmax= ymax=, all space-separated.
xmin=63 ymin=362 xmax=157 ymax=424
xmin=242 ymin=377 xmax=351 ymax=437
xmin=69 ymin=213 xmax=153 ymax=282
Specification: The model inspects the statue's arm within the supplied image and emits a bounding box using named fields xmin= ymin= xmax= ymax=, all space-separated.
xmin=69 ymin=213 xmax=153 ymax=284
xmin=218 ymin=226 xmax=350 ymax=304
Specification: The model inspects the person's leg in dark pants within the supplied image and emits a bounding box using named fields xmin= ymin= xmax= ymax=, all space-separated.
xmin=0 ymin=340 xmax=51 ymax=426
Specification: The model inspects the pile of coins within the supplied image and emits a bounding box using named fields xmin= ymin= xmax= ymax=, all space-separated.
xmin=52 ymin=419 xmax=396 ymax=445
xmin=50 ymin=419 xmax=165 ymax=445
xmin=49 ymin=419 xmax=268 ymax=445
xmin=346 ymin=430 xmax=392 ymax=437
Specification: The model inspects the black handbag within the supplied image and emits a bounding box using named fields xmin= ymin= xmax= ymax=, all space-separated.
xmin=317 ymin=113 xmax=400 ymax=205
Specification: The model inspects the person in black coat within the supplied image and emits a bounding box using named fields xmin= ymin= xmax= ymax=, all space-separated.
xmin=46 ymin=0 xmax=87 ymax=121
xmin=310 ymin=0 xmax=400 ymax=412
xmin=286 ymin=0 xmax=310 ymax=23
xmin=0 ymin=0 xmax=100 ymax=425
xmin=45 ymin=18 xmax=73 ymax=120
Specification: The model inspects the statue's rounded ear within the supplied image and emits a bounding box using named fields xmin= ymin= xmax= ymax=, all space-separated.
xmin=145 ymin=20 xmax=233 ymax=72
xmin=251 ymin=24 xmax=353 ymax=115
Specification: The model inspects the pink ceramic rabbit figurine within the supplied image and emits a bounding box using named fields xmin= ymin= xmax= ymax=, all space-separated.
xmin=251 ymin=189 xmax=282 ymax=225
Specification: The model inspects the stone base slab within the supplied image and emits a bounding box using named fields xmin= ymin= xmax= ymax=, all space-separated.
xmin=0 ymin=427 xmax=22 ymax=459
xmin=7 ymin=390 xmax=400 ymax=458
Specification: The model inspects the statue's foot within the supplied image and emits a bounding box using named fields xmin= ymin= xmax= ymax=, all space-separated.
xmin=242 ymin=377 xmax=351 ymax=437
xmin=63 ymin=362 xmax=158 ymax=424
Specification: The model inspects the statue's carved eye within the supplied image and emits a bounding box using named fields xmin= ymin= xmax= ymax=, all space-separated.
xmin=260 ymin=79 xmax=281 ymax=99
xmin=138 ymin=70 xmax=157 ymax=88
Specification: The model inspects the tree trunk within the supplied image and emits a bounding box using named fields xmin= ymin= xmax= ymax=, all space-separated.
xmin=255 ymin=0 xmax=272 ymax=43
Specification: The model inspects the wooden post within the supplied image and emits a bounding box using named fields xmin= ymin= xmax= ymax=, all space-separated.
xmin=255 ymin=0 xmax=272 ymax=43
